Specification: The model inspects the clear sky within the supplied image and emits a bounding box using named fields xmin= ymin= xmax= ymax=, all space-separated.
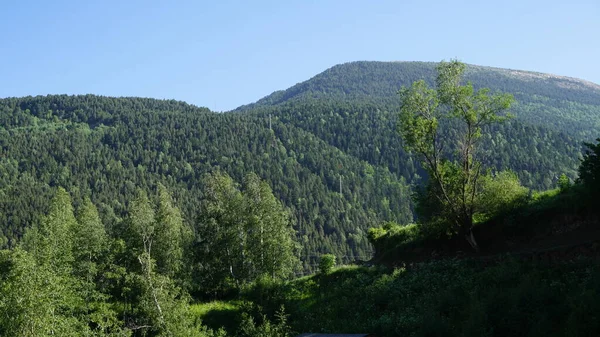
xmin=1 ymin=0 xmax=598 ymax=111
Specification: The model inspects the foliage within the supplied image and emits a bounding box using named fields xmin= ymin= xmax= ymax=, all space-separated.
xmin=190 ymin=301 xmax=241 ymax=333
xmin=557 ymin=173 xmax=572 ymax=192
xmin=0 ymin=62 xmax=596 ymax=264
xmin=318 ymin=254 xmax=336 ymax=275
xmin=1 ymin=62 xmax=598 ymax=336
xmin=0 ymin=247 xmax=88 ymax=336
xmin=194 ymin=172 xmax=299 ymax=294
xmin=237 ymin=305 xmax=294 ymax=337
xmin=578 ymin=138 xmax=600 ymax=197
xmin=241 ymin=60 xmax=600 ymax=139
xmin=370 ymin=168 xmax=597 ymax=264
xmin=398 ymin=60 xmax=514 ymax=250
xmin=367 ymin=223 xmax=422 ymax=257
xmin=0 ymin=186 xmax=237 ymax=336
xmin=0 ymin=189 xmax=126 ymax=336
xmin=73 ymin=197 xmax=109 ymax=277
xmin=476 ymin=170 xmax=529 ymax=219
xmin=247 ymin=258 xmax=600 ymax=337
xmin=154 ymin=183 xmax=192 ymax=279
xmin=0 ymin=95 xmax=413 ymax=269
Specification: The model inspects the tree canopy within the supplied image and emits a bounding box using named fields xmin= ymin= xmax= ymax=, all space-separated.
xmin=398 ymin=60 xmax=515 ymax=250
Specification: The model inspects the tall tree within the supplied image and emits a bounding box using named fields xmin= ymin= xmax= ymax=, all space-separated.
xmin=195 ymin=172 xmax=246 ymax=292
xmin=578 ymin=138 xmax=600 ymax=197
xmin=195 ymin=172 xmax=298 ymax=293
xmin=2 ymin=188 xmax=89 ymax=336
xmin=243 ymin=173 xmax=298 ymax=280
xmin=0 ymin=247 xmax=87 ymax=336
xmin=23 ymin=187 xmax=77 ymax=269
xmin=73 ymin=197 xmax=108 ymax=278
xmin=154 ymin=183 xmax=191 ymax=278
xmin=398 ymin=60 xmax=514 ymax=251
xmin=127 ymin=190 xmax=156 ymax=267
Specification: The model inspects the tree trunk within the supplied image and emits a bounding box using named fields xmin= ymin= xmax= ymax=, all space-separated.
xmin=465 ymin=228 xmax=479 ymax=253
xmin=459 ymin=215 xmax=479 ymax=253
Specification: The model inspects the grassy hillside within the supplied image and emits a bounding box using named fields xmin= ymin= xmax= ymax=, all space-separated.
xmin=240 ymin=258 xmax=600 ymax=337
xmin=202 ymin=184 xmax=600 ymax=336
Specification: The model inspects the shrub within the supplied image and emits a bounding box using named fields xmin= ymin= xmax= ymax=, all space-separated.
xmin=238 ymin=305 xmax=293 ymax=337
xmin=557 ymin=173 xmax=572 ymax=192
xmin=318 ymin=254 xmax=336 ymax=275
xmin=476 ymin=170 xmax=529 ymax=218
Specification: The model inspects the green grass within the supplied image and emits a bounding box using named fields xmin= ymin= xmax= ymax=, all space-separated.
xmin=245 ymin=257 xmax=600 ymax=336
xmin=190 ymin=301 xmax=243 ymax=333
xmin=190 ymin=301 xmax=239 ymax=318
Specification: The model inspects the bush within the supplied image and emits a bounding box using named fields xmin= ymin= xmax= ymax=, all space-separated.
xmin=476 ymin=170 xmax=529 ymax=219
xmin=237 ymin=305 xmax=293 ymax=337
xmin=557 ymin=173 xmax=572 ymax=192
xmin=253 ymin=258 xmax=600 ymax=337
xmin=368 ymin=222 xmax=421 ymax=245
xmin=319 ymin=254 xmax=336 ymax=275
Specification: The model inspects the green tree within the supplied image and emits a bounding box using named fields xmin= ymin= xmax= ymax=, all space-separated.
xmin=72 ymin=197 xmax=126 ymax=335
xmin=318 ymin=254 xmax=336 ymax=275
xmin=476 ymin=171 xmax=529 ymax=218
xmin=398 ymin=60 xmax=514 ymax=251
xmin=195 ymin=171 xmax=246 ymax=292
xmin=73 ymin=197 xmax=108 ymax=278
xmin=23 ymin=187 xmax=77 ymax=270
xmin=125 ymin=189 xmax=217 ymax=336
xmin=0 ymin=247 xmax=89 ymax=336
xmin=154 ymin=183 xmax=191 ymax=278
xmin=195 ymin=172 xmax=298 ymax=293
xmin=1 ymin=188 xmax=92 ymax=336
xmin=578 ymin=138 xmax=600 ymax=196
xmin=127 ymin=190 xmax=157 ymax=269
xmin=557 ymin=173 xmax=572 ymax=192
xmin=243 ymin=173 xmax=298 ymax=280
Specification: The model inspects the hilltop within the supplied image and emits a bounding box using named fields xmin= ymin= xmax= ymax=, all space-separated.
xmin=237 ymin=61 xmax=600 ymax=140
xmin=236 ymin=61 xmax=600 ymax=194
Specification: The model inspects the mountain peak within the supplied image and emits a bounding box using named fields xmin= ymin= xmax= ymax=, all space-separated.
xmin=236 ymin=61 xmax=600 ymax=111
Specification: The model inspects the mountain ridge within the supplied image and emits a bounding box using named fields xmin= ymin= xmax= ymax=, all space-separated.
xmin=235 ymin=61 xmax=600 ymax=112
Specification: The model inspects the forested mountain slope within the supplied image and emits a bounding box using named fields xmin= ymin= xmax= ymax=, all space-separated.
xmin=238 ymin=61 xmax=600 ymax=139
xmin=0 ymin=95 xmax=412 ymax=269
xmin=235 ymin=61 xmax=600 ymax=190
xmin=1 ymin=62 xmax=598 ymax=269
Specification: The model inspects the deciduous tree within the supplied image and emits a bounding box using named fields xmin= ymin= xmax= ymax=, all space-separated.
xmin=398 ymin=60 xmax=514 ymax=251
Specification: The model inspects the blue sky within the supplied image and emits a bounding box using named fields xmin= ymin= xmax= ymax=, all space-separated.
xmin=1 ymin=0 xmax=598 ymax=111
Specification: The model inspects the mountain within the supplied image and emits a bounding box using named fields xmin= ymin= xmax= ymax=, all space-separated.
xmin=235 ymin=61 xmax=600 ymax=190
xmin=0 ymin=95 xmax=411 ymax=270
xmin=0 ymin=61 xmax=599 ymax=269
xmin=237 ymin=61 xmax=600 ymax=138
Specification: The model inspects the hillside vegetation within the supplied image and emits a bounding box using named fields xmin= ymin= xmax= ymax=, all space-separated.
xmin=0 ymin=95 xmax=412 ymax=269
xmin=238 ymin=62 xmax=600 ymax=192
xmin=239 ymin=61 xmax=600 ymax=139
xmin=206 ymin=136 xmax=600 ymax=337
xmin=0 ymin=60 xmax=600 ymax=336
xmin=1 ymin=62 xmax=599 ymax=268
